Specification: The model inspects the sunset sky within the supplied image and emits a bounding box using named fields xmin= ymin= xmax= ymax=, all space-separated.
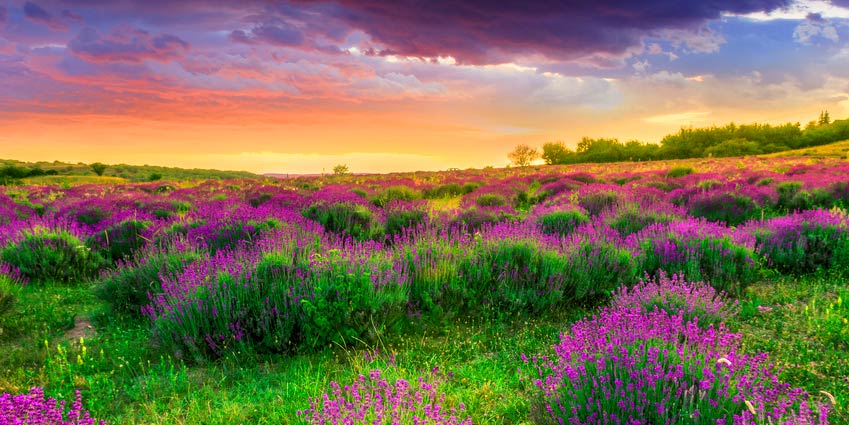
xmin=1 ymin=0 xmax=849 ymax=173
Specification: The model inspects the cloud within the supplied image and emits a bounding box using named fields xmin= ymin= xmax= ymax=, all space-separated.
xmin=24 ymin=1 xmax=68 ymax=30
xmin=315 ymin=0 xmax=788 ymax=65
xmin=68 ymin=26 xmax=189 ymax=63
xmin=794 ymin=12 xmax=840 ymax=43
xmin=230 ymin=21 xmax=305 ymax=47
xmin=0 ymin=6 xmax=6 ymax=26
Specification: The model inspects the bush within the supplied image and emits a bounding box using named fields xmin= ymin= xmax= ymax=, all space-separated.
xmin=96 ymin=251 xmax=200 ymax=318
xmin=474 ymin=193 xmax=507 ymax=207
xmin=639 ymin=235 xmax=757 ymax=296
xmin=577 ymin=190 xmax=619 ymax=216
xmin=607 ymin=205 xmax=679 ymax=236
xmin=298 ymin=254 xmax=408 ymax=349
xmin=0 ymin=387 xmax=102 ymax=425
xmin=303 ymin=202 xmax=380 ymax=241
xmin=565 ymin=241 xmax=637 ymax=301
xmin=204 ymin=219 xmax=280 ymax=253
xmin=299 ymin=369 xmax=472 ymax=424
xmin=384 ymin=208 xmax=427 ymax=237
xmin=1 ymin=229 xmax=105 ymax=284
xmin=451 ymin=208 xmax=515 ymax=232
xmin=372 ymin=186 xmax=422 ymax=207
xmin=689 ymin=192 xmax=758 ymax=226
xmin=665 ymin=166 xmax=693 ymax=178
xmin=748 ymin=210 xmax=849 ymax=274
xmin=86 ymin=219 xmax=151 ymax=263
xmin=526 ymin=304 xmax=828 ymax=425
xmin=535 ymin=210 xmax=589 ymax=237
xmin=613 ymin=272 xmax=739 ymax=330
xmin=149 ymin=250 xmax=408 ymax=360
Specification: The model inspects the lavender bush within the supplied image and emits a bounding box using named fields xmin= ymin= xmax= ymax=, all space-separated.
xmin=0 ymin=388 xmax=103 ymax=425
xmin=298 ymin=369 xmax=472 ymax=425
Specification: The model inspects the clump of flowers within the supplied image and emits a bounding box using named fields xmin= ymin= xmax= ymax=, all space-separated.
xmin=613 ymin=272 xmax=739 ymax=329
xmin=524 ymin=280 xmax=830 ymax=424
xmin=299 ymin=369 xmax=472 ymax=424
xmin=0 ymin=387 xmax=103 ymax=425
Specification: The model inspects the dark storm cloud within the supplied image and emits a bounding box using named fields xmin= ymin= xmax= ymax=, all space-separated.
xmin=24 ymin=1 xmax=68 ymax=30
xmin=230 ymin=22 xmax=305 ymax=47
xmin=68 ymin=26 xmax=189 ymax=63
xmin=314 ymin=0 xmax=790 ymax=63
xmin=21 ymin=0 xmax=790 ymax=64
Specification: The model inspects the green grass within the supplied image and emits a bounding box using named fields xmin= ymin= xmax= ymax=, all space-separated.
xmin=2 ymin=271 xmax=847 ymax=423
xmin=732 ymin=270 xmax=849 ymax=423
xmin=20 ymin=175 xmax=129 ymax=186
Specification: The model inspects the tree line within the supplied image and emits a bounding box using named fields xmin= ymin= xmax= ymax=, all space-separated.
xmin=510 ymin=111 xmax=848 ymax=166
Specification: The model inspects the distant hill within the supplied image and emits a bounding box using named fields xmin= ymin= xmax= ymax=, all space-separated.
xmin=1 ymin=159 xmax=259 ymax=184
xmin=763 ymin=139 xmax=849 ymax=159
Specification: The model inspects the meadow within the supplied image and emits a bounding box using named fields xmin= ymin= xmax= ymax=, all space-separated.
xmin=1 ymin=154 xmax=848 ymax=424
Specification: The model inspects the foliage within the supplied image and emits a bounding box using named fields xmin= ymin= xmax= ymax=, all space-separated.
xmin=534 ymin=210 xmax=589 ymax=237
xmin=332 ymin=164 xmax=350 ymax=176
xmin=89 ymin=163 xmax=108 ymax=177
xmin=1 ymin=229 xmax=105 ymax=284
xmin=299 ymin=369 xmax=472 ymax=424
xmin=302 ymin=202 xmax=380 ymax=241
xmin=0 ymin=387 xmax=103 ymax=425
xmin=96 ymin=251 xmax=199 ymax=318
xmin=507 ymin=144 xmax=539 ymax=167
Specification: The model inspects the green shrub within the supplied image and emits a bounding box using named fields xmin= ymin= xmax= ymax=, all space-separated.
xmin=566 ymin=242 xmax=637 ymax=301
xmin=608 ymin=205 xmax=678 ymax=236
xmin=475 ymin=193 xmax=507 ymax=207
xmin=452 ymin=208 xmax=515 ymax=232
xmin=639 ymin=236 xmax=757 ymax=296
xmin=384 ymin=209 xmax=427 ymax=237
xmin=372 ymin=186 xmax=422 ymax=207
xmin=423 ymin=183 xmax=466 ymax=198
xmin=577 ymin=191 xmax=619 ymax=216
xmin=87 ymin=219 xmax=151 ymax=263
xmin=96 ymin=251 xmax=200 ymax=318
xmin=298 ymin=255 xmax=408 ymax=349
xmin=303 ymin=203 xmax=380 ymax=241
xmin=689 ymin=193 xmax=758 ymax=226
xmin=536 ymin=210 xmax=589 ymax=237
xmin=665 ymin=167 xmax=693 ymax=178
xmin=1 ymin=229 xmax=106 ymax=284
xmin=206 ymin=219 xmax=280 ymax=253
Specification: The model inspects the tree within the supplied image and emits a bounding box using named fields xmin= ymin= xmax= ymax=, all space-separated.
xmin=333 ymin=164 xmax=350 ymax=176
xmin=819 ymin=110 xmax=831 ymax=126
xmin=89 ymin=162 xmax=108 ymax=176
xmin=508 ymin=144 xmax=539 ymax=167
xmin=541 ymin=141 xmax=573 ymax=165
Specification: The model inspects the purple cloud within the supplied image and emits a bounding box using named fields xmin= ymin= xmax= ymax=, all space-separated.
xmin=68 ymin=26 xmax=189 ymax=63
xmin=0 ymin=7 xmax=7 ymax=25
xmin=230 ymin=22 xmax=304 ymax=47
xmin=24 ymin=1 xmax=68 ymax=31
xmin=313 ymin=0 xmax=790 ymax=64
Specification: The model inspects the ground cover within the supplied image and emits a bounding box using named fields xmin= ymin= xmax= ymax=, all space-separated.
xmin=1 ymin=155 xmax=848 ymax=423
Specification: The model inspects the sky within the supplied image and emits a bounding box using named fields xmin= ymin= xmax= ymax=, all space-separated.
xmin=1 ymin=0 xmax=849 ymax=174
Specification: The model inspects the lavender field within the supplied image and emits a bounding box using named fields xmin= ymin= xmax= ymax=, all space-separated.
xmin=1 ymin=156 xmax=848 ymax=424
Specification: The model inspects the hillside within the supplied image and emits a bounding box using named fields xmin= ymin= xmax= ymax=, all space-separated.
xmin=763 ymin=139 xmax=849 ymax=158
xmin=0 ymin=159 xmax=259 ymax=183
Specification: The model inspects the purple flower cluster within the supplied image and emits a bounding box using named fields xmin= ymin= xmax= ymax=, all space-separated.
xmin=0 ymin=388 xmax=103 ymax=425
xmin=525 ymin=277 xmax=829 ymax=424
xmin=299 ymin=369 xmax=472 ymax=425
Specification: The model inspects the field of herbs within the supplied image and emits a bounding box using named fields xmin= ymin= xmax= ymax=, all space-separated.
xmin=1 ymin=155 xmax=848 ymax=424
